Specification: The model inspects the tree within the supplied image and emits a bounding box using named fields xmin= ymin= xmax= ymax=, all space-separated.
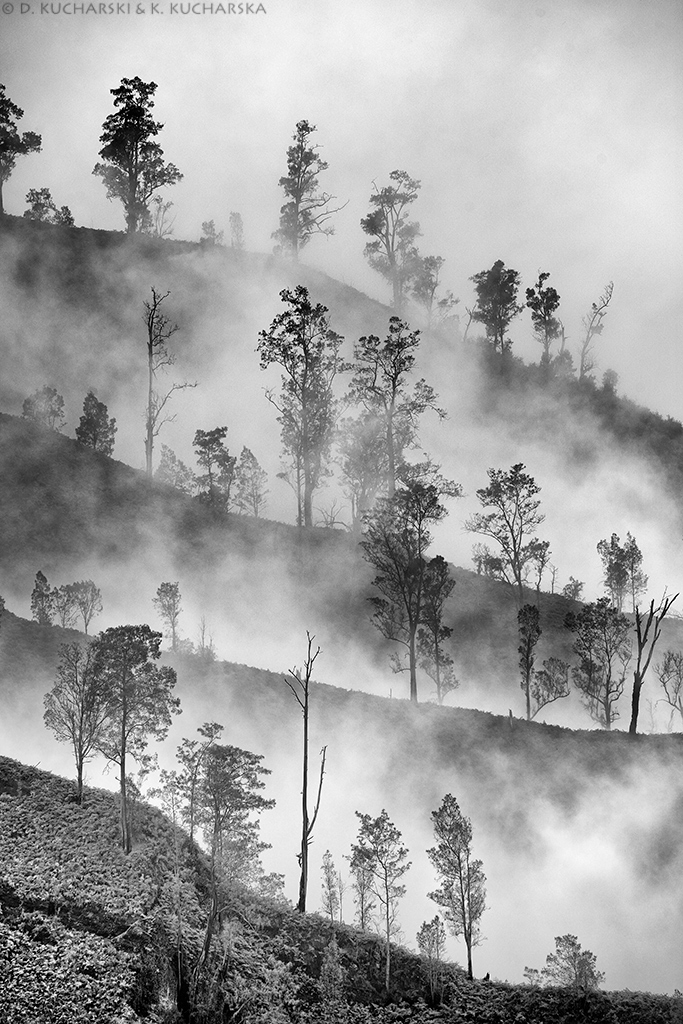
xmin=525 ymin=934 xmax=604 ymax=991
xmin=351 ymin=809 xmax=411 ymax=991
xmin=361 ymin=170 xmax=421 ymax=312
xmin=143 ymin=287 xmax=195 ymax=479
xmin=578 ymin=282 xmax=613 ymax=380
xmin=518 ymin=604 xmax=542 ymax=721
xmin=565 ymin=598 xmax=631 ymax=730
xmin=272 ymin=120 xmax=345 ymax=260
xmin=31 ymin=570 xmax=55 ymax=625
xmin=465 ymin=464 xmax=549 ymax=603
xmin=200 ymin=219 xmax=223 ymax=246
xmin=43 ymin=642 xmax=108 ymax=803
xmin=530 ymin=657 xmax=571 ymax=720
xmin=93 ymin=77 xmax=182 ymax=234
xmin=656 ymin=650 xmax=683 ymax=728
xmin=0 ymin=85 xmax=41 ymax=217
xmin=229 ymin=211 xmax=244 ymax=251
xmin=233 ymin=447 xmax=269 ymax=517
xmin=417 ymin=555 xmax=458 ymax=705
xmin=52 ymin=584 xmax=78 ymax=629
xmin=75 ymin=391 xmax=117 ymax=456
xmin=562 ymin=577 xmax=584 ymax=601
xmin=155 ymin=445 xmax=196 ymax=494
xmin=416 ymin=916 xmax=447 ymax=1003
xmin=70 ymin=580 xmax=103 ymax=635
xmin=623 ymin=533 xmax=648 ymax=612
xmin=427 ymin=793 xmax=486 ymax=981
xmin=337 ymin=412 xmax=388 ymax=530
xmin=321 ymin=850 xmax=340 ymax=924
xmin=597 ymin=533 xmax=629 ymax=612
xmin=629 ymin=594 xmax=678 ymax=734
xmin=91 ymin=624 xmax=181 ymax=852
xmin=347 ymin=846 xmax=376 ymax=931
xmin=258 ymin=286 xmax=346 ymax=528
xmin=362 ymin=482 xmax=455 ymax=703
xmin=348 ymin=318 xmax=444 ymax=498
xmin=22 ymin=385 xmax=66 ymax=431
xmin=23 ymin=187 xmax=73 ymax=226
xmin=146 ymin=194 xmax=175 ymax=238
xmin=525 ymin=271 xmax=561 ymax=370
xmin=192 ymin=427 xmax=236 ymax=510
xmin=469 ymin=259 xmax=524 ymax=360
xmin=153 ymin=582 xmax=182 ymax=652
xmin=411 ymin=255 xmax=459 ymax=328
xmin=175 ymin=721 xmax=223 ymax=845
xmin=284 ymin=633 xmax=327 ymax=912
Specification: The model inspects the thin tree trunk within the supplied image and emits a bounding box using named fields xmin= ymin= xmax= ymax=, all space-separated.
xmin=409 ymin=624 xmax=418 ymax=703
xmin=298 ymin=682 xmax=309 ymax=912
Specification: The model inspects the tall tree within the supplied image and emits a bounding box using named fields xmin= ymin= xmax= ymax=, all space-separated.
xmin=348 ymin=318 xmax=444 ymax=498
xmin=629 ymin=594 xmax=677 ymax=734
xmin=361 ymin=170 xmax=421 ymax=312
xmin=596 ymin=533 xmax=629 ymax=612
xmin=232 ymin=446 xmax=269 ymax=517
xmin=578 ymin=282 xmax=613 ymax=380
xmin=23 ymin=187 xmax=73 ymax=226
xmin=623 ymin=533 xmax=648 ymax=612
xmin=193 ymin=427 xmax=236 ymax=509
xmin=361 ymin=482 xmax=455 ymax=703
xmin=565 ymin=598 xmax=631 ymax=730
xmin=143 ymin=287 xmax=195 ymax=479
xmin=427 ymin=793 xmax=486 ymax=982
xmin=92 ymin=624 xmax=181 ymax=852
xmin=70 ymin=580 xmax=103 ymax=635
xmin=153 ymin=582 xmax=182 ymax=652
xmin=176 ymin=722 xmax=224 ymax=845
xmin=272 ymin=120 xmax=345 ymax=260
xmin=417 ymin=555 xmax=458 ymax=705
xmin=22 ymin=385 xmax=66 ymax=431
xmin=75 ymin=391 xmax=117 ymax=456
xmin=43 ymin=642 xmax=108 ymax=803
xmin=284 ymin=633 xmax=327 ymax=912
xmin=525 ymin=271 xmax=561 ymax=370
xmin=469 ymin=259 xmax=524 ymax=360
xmin=258 ymin=286 xmax=346 ymax=527
xmin=351 ymin=809 xmax=411 ymax=992
xmin=465 ymin=464 xmax=549 ymax=604
xmin=52 ymin=584 xmax=78 ymax=629
xmin=518 ymin=604 xmax=542 ymax=721
xmin=93 ymin=77 xmax=182 ymax=234
xmin=0 ymin=84 xmax=41 ymax=218
xmin=31 ymin=570 xmax=55 ymax=625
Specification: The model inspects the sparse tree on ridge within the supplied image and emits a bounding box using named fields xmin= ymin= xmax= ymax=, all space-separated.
xmin=525 ymin=271 xmax=561 ymax=370
xmin=229 ymin=211 xmax=244 ymax=251
xmin=411 ymin=254 xmax=459 ymax=328
xmin=518 ymin=603 xmax=542 ymax=721
xmin=155 ymin=445 xmax=195 ymax=494
xmin=193 ymin=427 xmax=236 ymax=509
xmin=153 ymin=581 xmax=182 ymax=652
xmin=23 ymin=187 xmax=73 ymax=226
xmin=530 ymin=656 xmax=571 ymax=720
xmin=351 ymin=809 xmax=411 ymax=991
xmin=597 ymin=533 xmax=629 ymax=612
xmin=347 ymin=845 xmax=376 ymax=931
xmin=427 ymin=793 xmax=486 ymax=982
xmin=71 ymin=580 xmax=103 ymax=635
xmin=258 ymin=286 xmax=347 ymax=528
xmin=93 ymin=77 xmax=182 ymax=234
xmin=465 ymin=464 xmax=549 ymax=604
xmin=146 ymin=194 xmax=175 ymax=238
xmin=31 ymin=570 xmax=55 ymax=625
xmin=52 ymin=584 xmax=78 ymax=629
xmin=565 ymin=598 xmax=631 ymax=730
xmin=417 ymin=554 xmax=458 ymax=705
xmin=22 ymin=386 xmax=66 ymax=431
xmin=656 ymin=650 xmax=683 ymax=728
xmin=272 ymin=120 xmax=345 ymax=260
xmin=578 ymin=281 xmax=613 ymax=380
xmin=417 ymin=916 xmax=447 ymax=1002
xmin=525 ymin=934 xmax=604 ymax=991
xmin=91 ymin=624 xmax=181 ymax=852
xmin=0 ymin=84 xmax=41 ymax=218
xmin=233 ymin=446 xmax=268 ymax=517
xmin=200 ymin=219 xmax=223 ymax=246
xmin=337 ymin=412 xmax=389 ymax=530
xmin=321 ymin=849 xmax=340 ymax=924
xmin=361 ymin=170 xmax=421 ymax=312
xmin=43 ymin=642 xmax=108 ymax=804
xmin=469 ymin=259 xmax=524 ymax=361
xmin=285 ymin=632 xmax=327 ymax=912
xmin=75 ymin=391 xmax=117 ymax=456
xmin=629 ymin=594 xmax=677 ymax=734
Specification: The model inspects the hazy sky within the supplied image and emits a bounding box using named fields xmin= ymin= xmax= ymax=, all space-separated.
xmin=1 ymin=0 xmax=682 ymax=417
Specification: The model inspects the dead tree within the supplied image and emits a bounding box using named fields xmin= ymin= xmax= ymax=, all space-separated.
xmin=285 ymin=632 xmax=327 ymax=912
xmin=630 ymin=594 xmax=678 ymax=734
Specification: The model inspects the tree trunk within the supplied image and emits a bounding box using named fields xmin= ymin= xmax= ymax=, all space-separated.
xmin=409 ymin=625 xmax=418 ymax=703
xmin=466 ymin=939 xmax=473 ymax=980
xmin=629 ymin=674 xmax=643 ymax=734
xmin=298 ymin=684 xmax=309 ymax=911
xmin=386 ymin=407 xmax=396 ymax=498
xmin=384 ymin=891 xmax=391 ymax=991
xmin=76 ymin=758 xmax=84 ymax=805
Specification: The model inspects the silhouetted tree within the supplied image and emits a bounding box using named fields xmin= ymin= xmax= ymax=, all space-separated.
xmin=31 ymin=570 xmax=55 ymax=625
xmin=417 ymin=555 xmax=458 ymax=705
xmin=93 ymin=77 xmax=182 ymax=233
xmin=623 ymin=533 xmax=648 ymax=612
xmin=465 ymin=464 xmax=549 ymax=604
xmin=43 ymin=642 xmax=108 ymax=803
xmin=146 ymin=194 xmax=175 ymax=238
xmin=565 ymin=598 xmax=631 ymax=730
xmin=285 ymin=633 xmax=327 ymax=912
xmin=258 ymin=286 xmax=346 ymax=527
xmin=92 ymin=624 xmax=180 ymax=852
xmin=630 ymin=594 xmax=677 ymax=734
xmin=351 ymin=809 xmax=411 ymax=991
xmin=530 ymin=657 xmax=571 ymax=720
xmin=411 ymin=255 xmax=458 ymax=328
xmin=417 ymin=916 xmax=447 ymax=1002
xmin=176 ymin=721 xmax=223 ymax=845
xmin=361 ymin=170 xmax=421 ymax=312
xmin=52 ymin=584 xmax=78 ymax=629
xmin=469 ymin=259 xmax=523 ymax=360
xmin=70 ymin=580 xmax=103 ymax=635
xmin=75 ymin=391 xmax=117 ymax=456
xmin=525 ymin=934 xmax=604 ymax=991
xmin=233 ymin=446 xmax=269 ymax=517
xmin=518 ymin=604 xmax=542 ymax=721
xmin=597 ymin=533 xmax=629 ymax=611
xmin=656 ymin=650 xmax=683 ymax=728
xmin=153 ymin=581 xmax=182 ymax=652
xmin=0 ymin=84 xmax=41 ymax=217
xmin=155 ymin=445 xmax=195 ymax=494
xmin=525 ymin=271 xmax=561 ymax=370
xmin=23 ymin=187 xmax=73 ymax=225
xmin=578 ymin=282 xmax=613 ymax=380
xmin=22 ymin=385 xmax=65 ymax=431
xmin=562 ymin=577 xmax=584 ymax=601
xmin=348 ymin=318 xmax=444 ymax=498
xmin=200 ymin=219 xmax=223 ymax=246
xmin=272 ymin=120 xmax=344 ymax=260
xmin=428 ymin=793 xmax=486 ymax=981
xmin=193 ymin=427 xmax=236 ymax=509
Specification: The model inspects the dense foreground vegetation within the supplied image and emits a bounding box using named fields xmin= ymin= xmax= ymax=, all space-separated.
xmin=1 ymin=756 xmax=681 ymax=1023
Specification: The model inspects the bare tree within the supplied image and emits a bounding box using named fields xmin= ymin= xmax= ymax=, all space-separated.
xmin=630 ymin=594 xmax=678 ymax=734
xmin=655 ymin=650 xmax=683 ymax=728
xmin=578 ymin=281 xmax=613 ymax=380
xmin=285 ymin=632 xmax=327 ymax=912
